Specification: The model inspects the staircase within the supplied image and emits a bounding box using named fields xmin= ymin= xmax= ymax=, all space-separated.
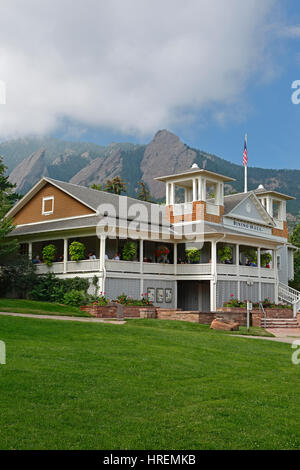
xmin=263 ymin=318 xmax=299 ymax=329
xmin=278 ymin=282 xmax=300 ymax=318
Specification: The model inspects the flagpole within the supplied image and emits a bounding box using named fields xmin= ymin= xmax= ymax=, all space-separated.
xmin=244 ymin=133 xmax=248 ymax=193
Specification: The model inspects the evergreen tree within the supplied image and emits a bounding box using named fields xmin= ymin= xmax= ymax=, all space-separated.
xmin=0 ymin=156 xmax=20 ymax=261
xmin=137 ymin=181 xmax=152 ymax=202
xmin=104 ymin=176 xmax=127 ymax=195
xmin=91 ymin=183 xmax=102 ymax=191
xmin=289 ymin=222 xmax=300 ymax=290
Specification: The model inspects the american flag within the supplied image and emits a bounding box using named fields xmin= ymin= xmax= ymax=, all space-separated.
xmin=243 ymin=134 xmax=248 ymax=167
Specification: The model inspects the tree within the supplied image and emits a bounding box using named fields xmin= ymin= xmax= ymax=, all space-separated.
xmin=104 ymin=176 xmax=127 ymax=195
xmin=0 ymin=156 xmax=20 ymax=261
xmin=289 ymin=223 xmax=300 ymax=290
xmin=91 ymin=183 xmax=102 ymax=191
xmin=137 ymin=181 xmax=152 ymax=202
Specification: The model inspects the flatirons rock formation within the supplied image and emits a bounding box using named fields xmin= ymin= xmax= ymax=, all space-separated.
xmin=9 ymin=148 xmax=49 ymax=194
xmin=141 ymin=130 xmax=197 ymax=199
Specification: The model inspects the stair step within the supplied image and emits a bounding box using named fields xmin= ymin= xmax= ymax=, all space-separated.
xmin=261 ymin=318 xmax=299 ymax=328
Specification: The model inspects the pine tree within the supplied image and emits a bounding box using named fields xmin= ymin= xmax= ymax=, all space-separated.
xmin=0 ymin=156 xmax=20 ymax=261
xmin=137 ymin=181 xmax=152 ymax=202
xmin=104 ymin=176 xmax=127 ymax=195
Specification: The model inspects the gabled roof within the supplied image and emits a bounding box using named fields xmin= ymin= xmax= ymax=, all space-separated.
xmin=6 ymin=177 xmax=171 ymax=228
xmin=223 ymin=191 xmax=275 ymax=226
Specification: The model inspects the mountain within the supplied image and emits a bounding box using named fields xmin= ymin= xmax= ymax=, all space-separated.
xmin=2 ymin=131 xmax=300 ymax=228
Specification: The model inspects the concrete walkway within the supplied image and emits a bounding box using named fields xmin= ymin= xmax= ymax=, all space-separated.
xmin=232 ymin=329 xmax=300 ymax=345
xmin=0 ymin=311 xmax=126 ymax=325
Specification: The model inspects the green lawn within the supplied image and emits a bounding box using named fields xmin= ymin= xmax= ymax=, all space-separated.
xmin=0 ymin=298 xmax=90 ymax=317
xmin=0 ymin=316 xmax=299 ymax=450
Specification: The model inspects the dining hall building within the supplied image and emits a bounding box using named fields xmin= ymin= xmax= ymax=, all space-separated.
xmin=5 ymin=164 xmax=300 ymax=316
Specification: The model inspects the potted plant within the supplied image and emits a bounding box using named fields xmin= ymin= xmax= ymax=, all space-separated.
xmin=42 ymin=244 xmax=57 ymax=267
xmin=154 ymin=246 xmax=170 ymax=263
xmin=218 ymin=245 xmax=233 ymax=264
xmin=122 ymin=241 xmax=138 ymax=261
xmin=261 ymin=252 xmax=272 ymax=268
xmin=185 ymin=247 xmax=201 ymax=264
xmin=69 ymin=241 xmax=85 ymax=262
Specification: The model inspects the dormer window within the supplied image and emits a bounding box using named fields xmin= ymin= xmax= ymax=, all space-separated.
xmin=42 ymin=196 xmax=54 ymax=215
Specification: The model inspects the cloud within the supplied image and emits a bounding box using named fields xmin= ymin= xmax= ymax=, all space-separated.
xmin=0 ymin=0 xmax=276 ymax=139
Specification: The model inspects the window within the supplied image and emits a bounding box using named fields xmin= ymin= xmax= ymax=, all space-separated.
xmin=42 ymin=196 xmax=54 ymax=215
xmin=277 ymin=255 xmax=281 ymax=271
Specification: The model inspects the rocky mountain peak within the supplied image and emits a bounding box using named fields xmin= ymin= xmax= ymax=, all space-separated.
xmin=9 ymin=148 xmax=48 ymax=194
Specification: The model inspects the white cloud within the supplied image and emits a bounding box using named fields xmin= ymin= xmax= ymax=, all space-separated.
xmin=0 ymin=0 xmax=276 ymax=139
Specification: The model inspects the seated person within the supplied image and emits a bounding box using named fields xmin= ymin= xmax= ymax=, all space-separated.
xmin=113 ymin=253 xmax=120 ymax=261
xmin=88 ymin=252 xmax=96 ymax=260
xmin=32 ymin=255 xmax=42 ymax=264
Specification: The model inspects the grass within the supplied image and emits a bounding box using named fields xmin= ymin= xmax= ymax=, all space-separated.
xmin=0 ymin=298 xmax=91 ymax=317
xmin=0 ymin=316 xmax=299 ymax=450
xmin=227 ymin=326 xmax=274 ymax=337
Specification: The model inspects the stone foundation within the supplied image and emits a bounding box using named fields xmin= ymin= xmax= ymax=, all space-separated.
xmin=80 ymin=304 xmax=156 ymax=319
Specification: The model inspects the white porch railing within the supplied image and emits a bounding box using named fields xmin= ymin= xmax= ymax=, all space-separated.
xmin=35 ymin=259 xmax=276 ymax=281
xmin=106 ymin=260 xmax=141 ymax=274
xmin=177 ymin=264 xmax=211 ymax=276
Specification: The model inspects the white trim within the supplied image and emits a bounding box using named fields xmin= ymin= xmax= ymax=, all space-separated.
xmin=42 ymin=196 xmax=54 ymax=216
xmin=15 ymin=212 xmax=98 ymax=228
xmin=226 ymin=192 xmax=275 ymax=226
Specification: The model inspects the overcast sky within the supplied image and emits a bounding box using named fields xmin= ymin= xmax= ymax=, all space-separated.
xmin=1 ymin=0 xmax=300 ymax=169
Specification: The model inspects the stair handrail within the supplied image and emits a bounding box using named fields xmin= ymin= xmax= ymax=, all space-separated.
xmin=279 ymin=282 xmax=300 ymax=299
xmin=259 ymin=303 xmax=267 ymax=329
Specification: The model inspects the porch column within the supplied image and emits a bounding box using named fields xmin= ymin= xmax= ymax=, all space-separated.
xmin=166 ymin=183 xmax=170 ymax=206
xmin=99 ymin=236 xmax=106 ymax=294
xmin=28 ymin=242 xmax=32 ymax=260
xmin=210 ymin=240 xmax=217 ymax=311
xmin=99 ymin=235 xmax=106 ymax=272
xmin=193 ymin=178 xmax=198 ymax=201
xmin=257 ymin=247 xmax=262 ymax=301
xmin=197 ymin=177 xmax=202 ymax=201
xmin=274 ymin=248 xmax=279 ymax=304
xmin=235 ymin=244 xmax=239 ymax=266
xmin=174 ymin=243 xmax=178 ymax=276
xmin=170 ymin=183 xmax=175 ymax=205
xmin=63 ymin=238 xmax=68 ymax=274
xmin=140 ymin=239 xmax=144 ymax=297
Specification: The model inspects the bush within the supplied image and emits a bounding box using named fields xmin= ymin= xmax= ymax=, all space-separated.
xmin=69 ymin=241 xmax=85 ymax=262
xmin=29 ymin=273 xmax=89 ymax=303
xmin=0 ymin=255 xmax=38 ymax=298
xmin=42 ymin=244 xmax=56 ymax=266
xmin=63 ymin=290 xmax=88 ymax=307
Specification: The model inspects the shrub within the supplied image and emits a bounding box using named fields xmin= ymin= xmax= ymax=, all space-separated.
xmin=63 ymin=290 xmax=88 ymax=307
xmin=69 ymin=241 xmax=85 ymax=262
xmin=42 ymin=244 xmax=57 ymax=266
xmin=0 ymin=255 xmax=38 ymax=298
xmin=185 ymin=248 xmax=201 ymax=263
xmin=29 ymin=273 xmax=89 ymax=303
xmin=122 ymin=241 xmax=137 ymax=261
